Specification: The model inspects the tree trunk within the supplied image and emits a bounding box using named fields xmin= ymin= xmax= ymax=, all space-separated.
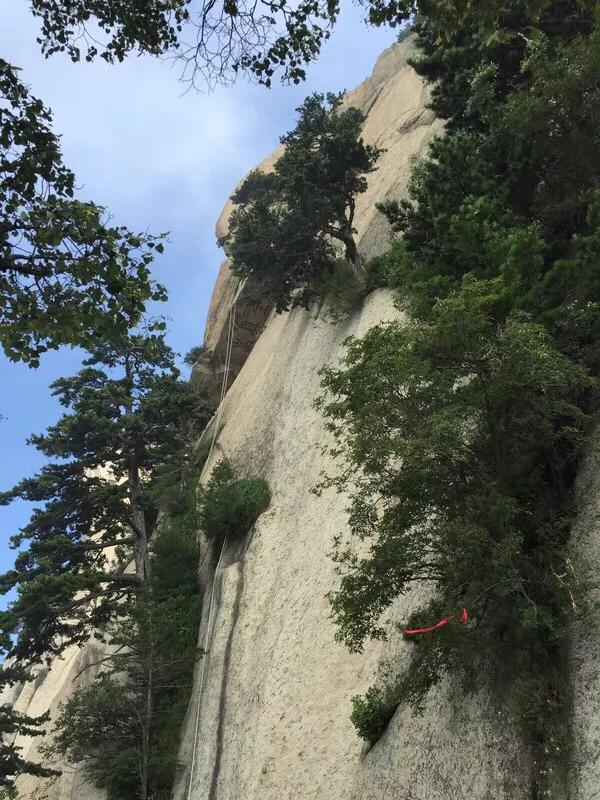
xmin=124 ymin=354 xmax=151 ymax=584
xmin=123 ymin=351 xmax=153 ymax=800
xmin=344 ymin=238 xmax=367 ymax=282
xmin=330 ymin=223 xmax=367 ymax=282
xmin=139 ymin=637 xmax=153 ymax=800
xmin=130 ymin=467 xmax=150 ymax=583
xmin=348 ymin=251 xmax=367 ymax=282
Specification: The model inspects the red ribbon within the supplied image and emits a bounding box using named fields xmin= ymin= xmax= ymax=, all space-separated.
xmin=403 ymin=607 xmax=468 ymax=636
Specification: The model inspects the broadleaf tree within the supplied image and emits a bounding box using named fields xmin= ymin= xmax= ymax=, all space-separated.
xmin=25 ymin=1 xmax=583 ymax=87
xmin=0 ymin=59 xmax=167 ymax=366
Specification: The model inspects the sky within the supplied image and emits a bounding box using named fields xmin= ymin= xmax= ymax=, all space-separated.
xmin=0 ymin=3 xmax=396 ymax=575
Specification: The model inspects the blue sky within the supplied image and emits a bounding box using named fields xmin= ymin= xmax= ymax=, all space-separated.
xmin=0 ymin=2 xmax=395 ymax=576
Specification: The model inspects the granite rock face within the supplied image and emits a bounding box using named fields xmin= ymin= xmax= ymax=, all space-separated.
xmin=173 ymin=37 xmax=531 ymax=800
xmin=174 ymin=291 xmax=528 ymax=800
xmin=15 ymin=31 xmax=599 ymax=800
xmin=1 ymin=642 xmax=107 ymax=800
xmin=191 ymin=35 xmax=442 ymax=408
xmin=175 ymin=35 xmax=600 ymax=800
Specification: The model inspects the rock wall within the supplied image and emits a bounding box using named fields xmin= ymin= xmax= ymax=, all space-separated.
xmin=1 ymin=641 xmax=107 ymax=800
xmin=173 ymin=37 xmax=534 ymax=800
xmin=191 ymin=34 xmax=442 ymax=407
xmin=13 ymin=31 xmax=599 ymax=800
xmin=174 ymin=291 xmax=528 ymax=800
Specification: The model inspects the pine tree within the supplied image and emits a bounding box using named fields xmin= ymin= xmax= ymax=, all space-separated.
xmin=0 ymin=331 xmax=209 ymax=664
xmin=45 ymin=460 xmax=270 ymax=800
xmin=228 ymin=93 xmax=381 ymax=311
xmin=47 ymin=500 xmax=203 ymax=800
xmin=0 ymin=662 xmax=57 ymax=789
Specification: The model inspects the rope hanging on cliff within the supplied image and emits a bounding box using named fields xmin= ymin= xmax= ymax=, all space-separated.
xmin=185 ymin=303 xmax=238 ymax=798
xmin=200 ymin=301 xmax=237 ymax=484
xmin=403 ymin=607 xmax=468 ymax=636
xmin=186 ymin=533 xmax=229 ymax=800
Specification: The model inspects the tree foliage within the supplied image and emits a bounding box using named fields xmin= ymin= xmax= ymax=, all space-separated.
xmin=319 ymin=280 xmax=591 ymax=732
xmin=48 ymin=495 xmax=202 ymax=800
xmin=0 ymin=60 xmax=166 ymax=366
xmin=199 ymin=459 xmax=271 ymax=547
xmin=0 ymin=332 xmax=209 ymax=663
xmin=228 ymin=93 xmax=381 ymax=311
xmin=26 ymin=0 xmax=592 ymax=88
xmin=317 ymin=1 xmax=600 ymax=789
xmin=29 ymin=0 xmax=340 ymax=88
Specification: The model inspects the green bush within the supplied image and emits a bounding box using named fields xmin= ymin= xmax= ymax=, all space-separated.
xmin=312 ymin=259 xmax=365 ymax=321
xmin=199 ymin=460 xmax=271 ymax=545
xmin=365 ymin=240 xmax=414 ymax=293
xmin=350 ymin=684 xmax=399 ymax=745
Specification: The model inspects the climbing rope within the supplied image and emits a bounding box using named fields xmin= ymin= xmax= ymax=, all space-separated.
xmin=186 ymin=533 xmax=229 ymax=800
xmin=403 ymin=607 xmax=468 ymax=636
xmin=185 ymin=301 xmax=239 ymax=798
xmin=200 ymin=301 xmax=237 ymax=483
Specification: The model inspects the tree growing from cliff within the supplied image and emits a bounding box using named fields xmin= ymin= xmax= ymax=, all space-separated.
xmin=0 ymin=59 xmax=167 ymax=366
xmin=227 ymin=92 xmax=381 ymax=311
xmin=0 ymin=331 xmax=209 ymax=664
xmin=318 ymin=1 xmax=600 ymax=792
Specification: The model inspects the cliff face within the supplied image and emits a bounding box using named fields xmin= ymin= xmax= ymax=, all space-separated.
xmin=174 ymin=38 xmax=531 ymax=800
xmin=12 ymin=33 xmax=600 ymax=800
xmin=174 ymin=295 xmax=528 ymax=800
xmin=191 ymin=35 xmax=442 ymax=405
xmin=0 ymin=642 xmax=107 ymax=800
